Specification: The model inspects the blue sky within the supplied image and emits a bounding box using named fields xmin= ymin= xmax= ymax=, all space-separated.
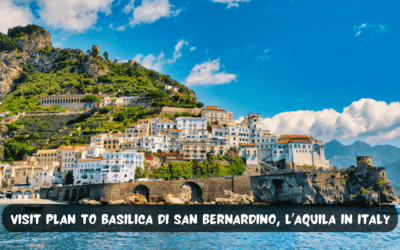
xmin=2 ymin=0 xmax=400 ymax=146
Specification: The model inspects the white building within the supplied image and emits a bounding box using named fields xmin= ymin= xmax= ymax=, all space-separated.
xmin=74 ymin=158 xmax=103 ymax=184
xmin=100 ymin=150 xmax=144 ymax=183
xmin=176 ymin=117 xmax=207 ymax=134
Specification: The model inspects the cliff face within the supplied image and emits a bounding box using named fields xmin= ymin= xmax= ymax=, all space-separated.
xmin=0 ymin=29 xmax=108 ymax=100
xmin=251 ymin=166 xmax=398 ymax=206
xmin=0 ymin=31 xmax=59 ymax=99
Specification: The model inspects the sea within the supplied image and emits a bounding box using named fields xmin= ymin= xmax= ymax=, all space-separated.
xmin=0 ymin=205 xmax=399 ymax=250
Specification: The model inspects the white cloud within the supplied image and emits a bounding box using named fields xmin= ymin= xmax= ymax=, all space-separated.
xmin=257 ymin=98 xmax=400 ymax=143
xmin=0 ymin=0 xmax=33 ymax=34
xmin=354 ymin=23 xmax=387 ymax=36
xmin=190 ymin=46 xmax=196 ymax=51
xmin=167 ymin=40 xmax=188 ymax=64
xmin=123 ymin=0 xmax=181 ymax=27
xmin=258 ymin=49 xmax=270 ymax=60
xmin=36 ymin=0 xmax=114 ymax=33
xmin=185 ymin=59 xmax=237 ymax=86
xmin=212 ymin=0 xmax=251 ymax=9
xmin=133 ymin=53 xmax=165 ymax=72
xmin=133 ymin=39 xmax=188 ymax=72
xmin=53 ymin=42 xmax=62 ymax=48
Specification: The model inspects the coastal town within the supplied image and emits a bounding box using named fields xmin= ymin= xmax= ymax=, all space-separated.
xmin=1 ymin=94 xmax=331 ymax=194
xmin=0 ymin=25 xmax=396 ymax=207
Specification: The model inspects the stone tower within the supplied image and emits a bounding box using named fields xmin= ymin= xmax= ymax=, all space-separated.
xmin=356 ymin=156 xmax=373 ymax=168
xmin=92 ymin=45 xmax=100 ymax=54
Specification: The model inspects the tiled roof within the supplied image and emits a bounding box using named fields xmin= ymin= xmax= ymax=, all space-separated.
xmin=168 ymin=129 xmax=182 ymax=132
xmin=277 ymin=139 xmax=289 ymax=144
xmin=81 ymin=157 xmax=103 ymax=162
xmin=37 ymin=149 xmax=57 ymax=153
xmin=158 ymin=118 xmax=173 ymax=122
xmin=280 ymin=134 xmax=309 ymax=139
xmin=58 ymin=146 xmax=85 ymax=150
xmin=202 ymin=106 xmax=226 ymax=112
xmin=138 ymin=118 xmax=154 ymax=122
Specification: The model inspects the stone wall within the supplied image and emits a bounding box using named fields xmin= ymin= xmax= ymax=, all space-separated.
xmin=161 ymin=107 xmax=202 ymax=116
xmin=41 ymin=176 xmax=251 ymax=202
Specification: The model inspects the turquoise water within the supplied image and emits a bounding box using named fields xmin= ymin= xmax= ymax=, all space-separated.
xmin=0 ymin=205 xmax=399 ymax=249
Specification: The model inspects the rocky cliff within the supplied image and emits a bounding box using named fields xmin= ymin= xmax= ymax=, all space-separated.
xmin=0 ymin=26 xmax=109 ymax=100
xmin=251 ymin=166 xmax=398 ymax=206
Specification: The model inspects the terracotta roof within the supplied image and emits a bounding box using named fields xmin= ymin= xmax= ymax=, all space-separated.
xmin=81 ymin=157 xmax=103 ymax=162
xmin=280 ymin=134 xmax=310 ymax=139
xmin=277 ymin=139 xmax=289 ymax=144
xmin=58 ymin=146 xmax=85 ymax=150
xmin=168 ymin=129 xmax=182 ymax=132
xmin=15 ymin=161 xmax=27 ymax=163
xmin=202 ymin=106 xmax=226 ymax=112
xmin=198 ymin=129 xmax=208 ymax=131
xmin=37 ymin=149 xmax=57 ymax=153
xmin=138 ymin=118 xmax=154 ymax=122
xmin=158 ymin=118 xmax=173 ymax=122
xmin=239 ymin=143 xmax=256 ymax=147
xmin=289 ymin=139 xmax=312 ymax=143
xmin=77 ymin=150 xmax=85 ymax=152
xmin=87 ymin=147 xmax=96 ymax=149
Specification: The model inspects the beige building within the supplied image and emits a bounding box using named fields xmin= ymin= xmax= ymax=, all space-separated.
xmin=36 ymin=149 xmax=58 ymax=163
xmin=40 ymin=93 xmax=107 ymax=110
xmin=201 ymin=106 xmax=234 ymax=125
xmin=11 ymin=157 xmax=60 ymax=187
xmin=57 ymin=145 xmax=86 ymax=174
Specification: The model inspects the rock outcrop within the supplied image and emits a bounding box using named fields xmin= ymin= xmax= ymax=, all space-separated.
xmin=103 ymin=194 xmax=149 ymax=205
xmin=251 ymin=165 xmax=398 ymax=206
xmin=164 ymin=184 xmax=193 ymax=204
xmin=215 ymin=190 xmax=254 ymax=205
xmin=79 ymin=198 xmax=101 ymax=205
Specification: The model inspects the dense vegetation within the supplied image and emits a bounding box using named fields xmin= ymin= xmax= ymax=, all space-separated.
xmin=152 ymin=154 xmax=246 ymax=180
xmin=0 ymin=33 xmax=17 ymax=52
xmin=7 ymin=24 xmax=48 ymax=40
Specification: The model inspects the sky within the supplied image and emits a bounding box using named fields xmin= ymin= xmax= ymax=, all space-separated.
xmin=1 ymin=0 xmax=400 ymax=146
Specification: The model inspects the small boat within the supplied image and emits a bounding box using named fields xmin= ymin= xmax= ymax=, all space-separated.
xmin=23 ymin=204 xmax=44 ymax=212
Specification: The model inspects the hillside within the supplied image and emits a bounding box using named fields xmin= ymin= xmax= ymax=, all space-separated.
xmin=0 ymin=24 xmax=203 ymax=160
xmin=325 ymin=139 xmax=400 ymax=168
xmin=383 ymin=161 xmax=400 ymax=195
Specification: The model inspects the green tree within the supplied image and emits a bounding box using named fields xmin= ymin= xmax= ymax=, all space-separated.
xmin=113 ymin=111 xmax=126 ymax=122
xmin=2 ymin=181 xmax=8 ymax=188
xmin=81 ymin=95 xmax=101 ymax=108
xmin=147 ymin=90 xmax=168 ymax=99
xmin=103 ymin=51 xmax=108 ymax=60
xmin=196 ymin=102 xmax=204 ymax=108
xmin=4 ymin=138 xmax=35 ymax=161
xmin=65 ymin=171 xmax=74 ymax=185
